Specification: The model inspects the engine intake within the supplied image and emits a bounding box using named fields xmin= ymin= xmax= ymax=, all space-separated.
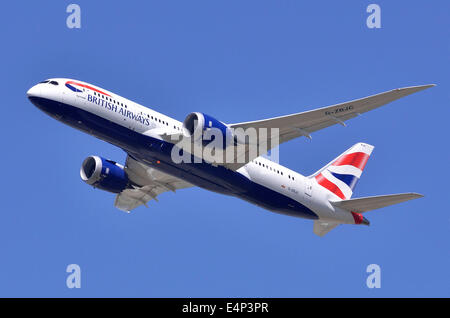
xmin=80 ymin=156 xmax=129 ymax=193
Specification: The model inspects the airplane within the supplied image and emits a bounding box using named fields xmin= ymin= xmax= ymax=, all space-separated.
xmin=27 ymin=79 xmax=434 ymax=236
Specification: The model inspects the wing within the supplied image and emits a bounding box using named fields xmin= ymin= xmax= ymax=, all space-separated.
xmin=330 ymin=193 xmax=423 ymax=213
xmin=114 ymin=156 xmax=194 ymax=212
xmin=225 ymin=85 xmax=434 ymax=170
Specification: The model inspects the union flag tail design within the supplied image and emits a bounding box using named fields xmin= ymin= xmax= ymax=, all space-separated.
xmin=310 ymin=143 xmax=374 ymax=200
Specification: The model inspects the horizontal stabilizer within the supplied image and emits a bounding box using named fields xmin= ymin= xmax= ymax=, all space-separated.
xmin=331 ymin=193 xmax=423 ymax=213
xmin=313 ymin=221 xmax=339 ymax=237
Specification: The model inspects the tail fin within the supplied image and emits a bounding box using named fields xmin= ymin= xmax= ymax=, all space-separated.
xmin=310 ymin=142 xmax=374 ymax=200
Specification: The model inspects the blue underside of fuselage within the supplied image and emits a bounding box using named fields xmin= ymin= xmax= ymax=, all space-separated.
xmin=29 ymin=96 xmax=318 ymax=220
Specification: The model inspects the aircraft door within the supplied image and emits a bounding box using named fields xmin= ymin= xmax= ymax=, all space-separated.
xmin=304 ymin=177 xmax=313 ymax=199
xmin=76 ymin=87 xmax=87 ymax=103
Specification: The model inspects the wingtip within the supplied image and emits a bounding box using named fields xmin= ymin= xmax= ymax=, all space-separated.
xmin=411 ymin=192 xmax=425 ymax=199
xmin=401 ymin=84 xmax=436 ymax=91
xmin=419 ymin=84 xmax=436 ymax=89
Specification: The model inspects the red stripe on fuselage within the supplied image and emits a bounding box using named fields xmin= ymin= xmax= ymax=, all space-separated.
xmin=66 ymin=81 xmax=111 ymax=97
xmin=315 ymin=173 xmax=346 ymax=199
xmin=332 ymin=152 xmax=369 ymax=171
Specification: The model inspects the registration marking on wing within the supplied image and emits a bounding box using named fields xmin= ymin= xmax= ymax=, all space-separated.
xmin=325 ymin=105 xmax=354 ymax=116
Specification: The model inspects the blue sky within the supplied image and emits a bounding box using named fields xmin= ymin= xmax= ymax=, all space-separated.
xmin=0 ymin=1 xmax=448 ymax=297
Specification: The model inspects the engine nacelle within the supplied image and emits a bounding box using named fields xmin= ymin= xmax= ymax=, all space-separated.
xmin=182 ymin=112 xmax=233 ymax=149
xmin=80 ymin=156 xmax=129 ymax=193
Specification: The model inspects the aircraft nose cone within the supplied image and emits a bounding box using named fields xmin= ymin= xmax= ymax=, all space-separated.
xmin=27 ymin=85 xmax=40 ymax=98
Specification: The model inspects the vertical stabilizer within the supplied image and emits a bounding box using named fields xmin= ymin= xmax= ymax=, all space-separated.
xmin=310 ymin=143 xmax=374 ymax=200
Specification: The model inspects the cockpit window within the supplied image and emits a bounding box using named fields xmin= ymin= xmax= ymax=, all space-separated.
xmin=39 ymin=80 xmax=49 ymax=84
xmin=49 ymin=81 xmax=59 ymax=85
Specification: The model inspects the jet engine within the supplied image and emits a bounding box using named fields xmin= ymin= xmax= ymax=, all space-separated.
xmin=182 ymin=112 xmax=233 ymax=148
xmin=80 ymin=156 xmax=129 ymax=193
